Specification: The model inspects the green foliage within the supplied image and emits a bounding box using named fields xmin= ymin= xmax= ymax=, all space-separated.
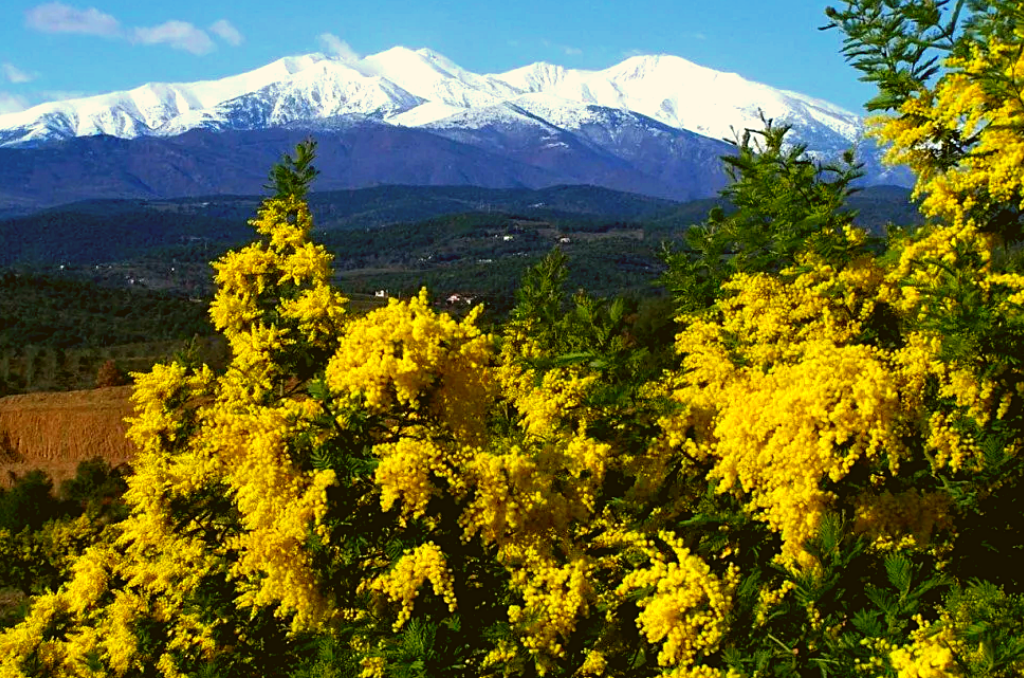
xmin=943 ymin=581 xmax=1024 ymax=677
xmin=823 ymin=0 xmax=964 ymax=112
xmin=58 ymin=458 xmax=129 ymax=516
xmin=825 ymin=0 xmax=1024 ymax=246
xmin=0 ymin=459 xmax=127 ymax=596
xmin=0 ymin=471 xmax=59 ymax=533
xmin=508 ymin=249 xmax=678 ymax=407
xmin=660 ymin=114 xmax=867 ymax=313
xmin=0 ymin=272 xmax=212 ymax=351
xmin=289 ymin=634 xmax=358 ymax=678
xmin=268 ymin=138 xmax=320 ymax=199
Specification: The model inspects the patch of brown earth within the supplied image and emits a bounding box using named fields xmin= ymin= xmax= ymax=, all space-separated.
xmin=0 ymin=386 xmax=136 ymax=488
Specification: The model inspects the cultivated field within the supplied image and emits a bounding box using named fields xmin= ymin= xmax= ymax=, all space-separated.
xmin=0 ymin=386 xmax=135 ymax=488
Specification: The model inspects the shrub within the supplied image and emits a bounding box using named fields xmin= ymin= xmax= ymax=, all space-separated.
xmin=95 ymin=359 xmax=129 ymax=388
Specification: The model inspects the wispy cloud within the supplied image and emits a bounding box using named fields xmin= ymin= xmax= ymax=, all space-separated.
xmin=621 ymin=48 xmax=647 ymax=59
xmin=131 ymin=20 xmax=215 ymax=55
xmin=2 ymin=63 xmax=36 ymax=84
xmin=25 ymin=2 xmax=120 ymax=37
xmin=24 ymin=3 xmax=242 ymax=55
xmin=318 ymin=33 xmax=359 ymax=61
xmin=0 ymin=92 xmax=30 ymax=115
xmin=686 ymin=32 xmax=707 ymax=41
xmin=209 ymin=19 xmax=243 ymax=47
xmin=541 ymin=39 xmax=583 ymax=57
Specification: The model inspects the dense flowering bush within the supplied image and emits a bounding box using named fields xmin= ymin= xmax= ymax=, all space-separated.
xmin=3 ymin=3 xmax=1024 ymax=676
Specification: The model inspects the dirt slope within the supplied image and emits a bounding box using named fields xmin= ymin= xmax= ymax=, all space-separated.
xmin=0 ymin=386 xmax=136 ymax=488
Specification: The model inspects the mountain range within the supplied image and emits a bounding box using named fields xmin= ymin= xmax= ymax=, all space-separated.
xmin=0 ymin=48 xmax=912 ymax=214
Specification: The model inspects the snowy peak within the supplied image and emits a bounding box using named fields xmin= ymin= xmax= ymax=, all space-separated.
xmin=356 ymin=46 xmax=512 ymax=108
xmin=494 ymin=62 xmax=572 ymax=92
xmin=605 ymin=53 xmax=730 ymax=82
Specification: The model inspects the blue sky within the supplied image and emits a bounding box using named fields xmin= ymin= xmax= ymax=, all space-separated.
xmin=0 ymin=1 xmax=875 ymax=116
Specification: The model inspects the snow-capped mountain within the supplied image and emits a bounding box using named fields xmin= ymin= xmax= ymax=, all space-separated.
xmin=0 ymin=47 xmax=863 ymax=150
xmin=0 ymin=47 xmax=911 ymax=211
xmin=0 ymin=54 xmax=333 ymax=146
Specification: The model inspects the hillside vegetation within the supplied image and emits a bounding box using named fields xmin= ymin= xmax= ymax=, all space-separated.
xmin=2 ymin=3 xmax=1024 ymax=677
xmin=0 ymin=185 xmax=921 ymax=319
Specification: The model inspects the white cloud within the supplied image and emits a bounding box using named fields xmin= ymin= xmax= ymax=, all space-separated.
xmin=25 ymin=2 xmax=121 ymax=37
xmin=0 ymin=92 xmax=30 ymax=115
xmin=25 ymin=3 xmax=239 ymax=56
xmin=131 ymin=21 xmax=215 ymax=55
xmin=210 ymin=19 xmax=243 ymax=46
xmin=563 ymin=46 xmax=583 ymax=56
xmin=2 ymin=63 xmax=36 ymax=84
xmin=319 ymin=33 xmax=359 ymax=61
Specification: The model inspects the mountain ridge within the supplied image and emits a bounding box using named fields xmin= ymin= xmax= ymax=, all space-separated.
xmin=0 ymin=47 xmax=912 ymax=211
xmin=0 ymin=47 xmax=862 ymax=152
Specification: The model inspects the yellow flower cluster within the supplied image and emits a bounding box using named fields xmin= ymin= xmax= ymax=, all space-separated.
xmin=211 ymin=403 xmax=338 ymax=629
xmin=367 ymin=542 xmax=457 ymax=630
xmin=870 ymin=35 xmax=1024 ymax=227
xmin=924 ymin=411 xmax=983 ymax=474
xmin=374 ymin=435 xmax=476 ymax=525
xmin=0 ymin=190 xmax=356 ymax=677
xmin=0 ymin=592 xmax=71 ymax=677
xmin=754 ymin=580 xmax=797 ymax=626
xmin=676 ymin=269 xmax=870 ymax=374
xmin=708 ymin=340 xmax=903 ymax=565
xmin=209 ymin=195 xmax=345 ymax=401
xmin=507 ymin=556 xmax=594 ymax=658
xmin=616 ymin=531 xmax=738 ymax=670
xmin=326 ymin=289 xmax=494 ymax=439
xmin=660 ymin=217 xmax=1024 ymax=567
xmin=669 ymin=267 xmax=908 ymax=565
xmin=888 ymin=616 xmax=960 ymax=678
xmin=497 ymin=357 xmax=599 ymax=437
xmin=459 ymin=432 xmax=610 ymax=549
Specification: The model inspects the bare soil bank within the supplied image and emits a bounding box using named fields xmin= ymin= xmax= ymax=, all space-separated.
xmin=0 ymin=386 xmax=135 ymax=488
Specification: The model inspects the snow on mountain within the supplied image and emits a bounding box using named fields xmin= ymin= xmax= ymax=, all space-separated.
xmin=388 ymin=101 xmax=469 ymax=127
xmin=493 ymin=54 xmax=862 ymax=152
xmin=0 ymin=46 xmax=906 ymax=191
xmin=0 ymin=54 xmax=332 ymax=145
xmin=0 ymin=47 xmax=863 ymax=146
xmin=357 ymin=47 xmax=519 ymax=108
xmin=159 ymin=60 xmax=423 ymax=134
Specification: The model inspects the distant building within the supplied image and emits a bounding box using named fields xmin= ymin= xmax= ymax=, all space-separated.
xmin=446 ymin=293 xmax=476 ymax=305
